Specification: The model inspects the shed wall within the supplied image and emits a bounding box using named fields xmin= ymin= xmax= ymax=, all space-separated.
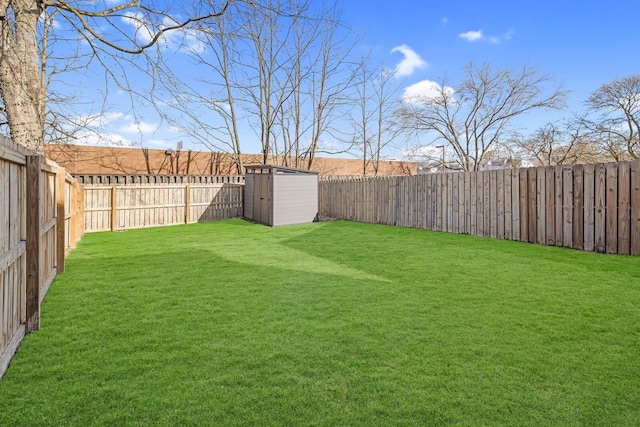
xmin=272 ymin=174 xmax=318 ymax=226
xmin=244 ymin=173 xmax=254 ymax=219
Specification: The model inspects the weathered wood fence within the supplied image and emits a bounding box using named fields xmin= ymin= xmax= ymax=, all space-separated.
xmin=319 ymin=161 xmax=640 ymax=255
xmin=83 ymin=183 xmax=244 ymax=232
xmin=0 ymin=137 xmax=84 ymax=379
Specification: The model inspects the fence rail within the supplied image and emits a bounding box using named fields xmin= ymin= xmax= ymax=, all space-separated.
xmin=83 ymin=183 xmax=244 ymax=232
xmin=319 ymin=161 xmax=640 ymax=255
xmin=0 ymin=137 xmax=83 ymax=379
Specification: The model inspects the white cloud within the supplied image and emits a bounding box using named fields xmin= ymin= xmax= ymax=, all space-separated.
xmin=77 ymin=112 xmax=125 ymax=129
xmin=401 ymin=80 xmax=455 ymax=104
xmin=459 ymin=29 xmax=514 ymax=44
xmin=70 ymin=111 xmax=161 ymax=147
xmin=316 ymin=139 xmax=341 ymax=153
xmin=390 ymin=44 xmax=427 ymax=78
xmin=459 ymin=30 xmax=483 ymax=42
xmin=441 ymin=17 xmax=448 ymax=25
xmin=120 ymin=12 xmax=205 ymax=54
xmin=180 ymin=31 xmax=206 ymax=54
xmin=503 ymin=29 xmax=515 ymax=41
xmin=121 ymin=12 xmax=155 ymax=45
xmin=119 ymin=120 xmax=159 ymax=134
xmin=75 ymin=129 xmax=134 ymax=147
xmin=404 ymin=145 xmax=441 ymax=158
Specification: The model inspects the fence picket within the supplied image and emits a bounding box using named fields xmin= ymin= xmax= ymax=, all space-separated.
xmin=594 ymin=163 xmax=607 ymax=253
xmin=583 ymin=164 xmax=595 ymax=252
xmin=618 ymin=162 xmax=631 ymax=255
xmin=632 ymin=160 xmax=640 ymax=255
xmin=573 ymin=164 xmax=584 ymax=250
xmin=536 ymin=167 xmax=545 ymax=245
xmin=512 ymin=170 xmax=520 ymax=241
xmin=497 ymin=170 xmax=505 ymax=239
xmin=545 ymin=167 xmax=555 ymax=245
xmin=606 ymin=163 xmax=618 ymax=254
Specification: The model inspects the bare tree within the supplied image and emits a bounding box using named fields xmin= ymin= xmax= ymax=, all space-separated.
xmin=153 ymin=4 xmax=247 ymax=174
xmin=159 ymin=0 xmax=355 ymax=171
xmin=513 ymin=120 xmax=599 ymax=166
xmin=300 ymin=7 xmax=356 ymax=170
xmin=0 ymin=0 xmax=231 ymax=153
xmin=398 ymin=63 xmax=567 ymax=171
xmin=349 ymin=60 xmax=403 ymax=176
xmin=583 ymin=74 xmax=640 ymax=160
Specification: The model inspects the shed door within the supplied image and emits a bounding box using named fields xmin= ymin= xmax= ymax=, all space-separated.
xmin=253 ymin=174 xmax=271 ymax=225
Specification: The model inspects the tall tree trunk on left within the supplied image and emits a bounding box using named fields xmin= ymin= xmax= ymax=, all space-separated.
xmin=0 ymin=0 xmax=45 ymax=153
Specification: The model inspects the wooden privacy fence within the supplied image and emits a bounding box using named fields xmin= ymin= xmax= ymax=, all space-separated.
xmin=84 ymin=183 xmax=244 ymax=232
xmin=319 ymin=160 xmax=640 ymax=255
xmin=0 ymin=137 xmax=83 ymax=379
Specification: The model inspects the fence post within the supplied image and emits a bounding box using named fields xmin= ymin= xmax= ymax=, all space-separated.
xmin=25 ymin=155 xmax=41 ymax=333
xmin=56 ymin=167 xmax=66 ymax=273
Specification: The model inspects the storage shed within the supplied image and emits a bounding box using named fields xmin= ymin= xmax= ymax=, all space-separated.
xmin=244 ymin=165 xmax=319 ymax=226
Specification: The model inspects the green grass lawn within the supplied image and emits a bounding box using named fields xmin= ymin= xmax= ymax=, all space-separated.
xmin=1 ymin=219 xmax=639 ymax=426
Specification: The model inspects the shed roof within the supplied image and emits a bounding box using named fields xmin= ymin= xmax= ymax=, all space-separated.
xmin=244 ymin=164 xmax=319 ymax=175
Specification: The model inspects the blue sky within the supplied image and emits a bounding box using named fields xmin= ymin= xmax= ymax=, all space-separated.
xmin=342 ymin=0 xmax=639 ymax=114
xmin=62 ymin=0 xmax=640 ymax=157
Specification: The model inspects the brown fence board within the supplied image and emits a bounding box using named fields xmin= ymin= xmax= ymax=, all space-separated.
xmin=459 ymin=173 xmax=467 ymax=234
xmin=632 ymin=160 xmax=640 ymax=255
xmin=536 ymin=167 xmax=545 ymax=245
xmin=554 ymin=166 xmax=563 ymax=247
xmin=544 ymin=167 xmax=555 ymax=245
xmin=527 ymin=168 xmax=537 ymax=243
xmin=416 ymin=176 xmax=424 ymax=229
xmin=474 ymin=172 xmax=484 ymax=236
xmin=452 ymin=173 xmax=459 ymax=233
xmin=512 ymin=170 xmax=520 ymax=241
xmin=435 ymin=174 xmax=442 ymax=231
xmin=447 ymin=174 xmax=454 ymax=233
xmin=583 ymin=164 xmax=595 ymax=252
xmin=519 ymin=169 xmax=528 ymax=241
xmin=618 ymin=162 xmax=631 ymax=255
xmin=427 ymin=175 xmax=434 ymax=229
xmin=606 ymin=163 xmax=618 ymax=254
xmin=573 ymin=164 xmax=584 ymax=250
xmin=497 ymin=170 xmax=505 ymax=239
xmin=489 ymin=171 xmax=498 ymax=239
xmin=503 ymin=170 xmax=511 ymax=239
xmin=594 ymin=163 xmax=607 ymax=253
xmin=562 ymin=166 xmax=573 ymax=248
xmin=25 ymin=156 xmax=41 ymax=333
xmin=483 ymin=171 xmax=491 ymax=237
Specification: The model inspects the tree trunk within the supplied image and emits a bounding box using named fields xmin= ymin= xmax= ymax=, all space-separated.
xmin=0 ymin=1 xmax=45 ymax=153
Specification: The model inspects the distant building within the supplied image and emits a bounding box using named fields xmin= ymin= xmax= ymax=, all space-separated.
xmin=45 ymin=144 xmax=418 ymax=177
